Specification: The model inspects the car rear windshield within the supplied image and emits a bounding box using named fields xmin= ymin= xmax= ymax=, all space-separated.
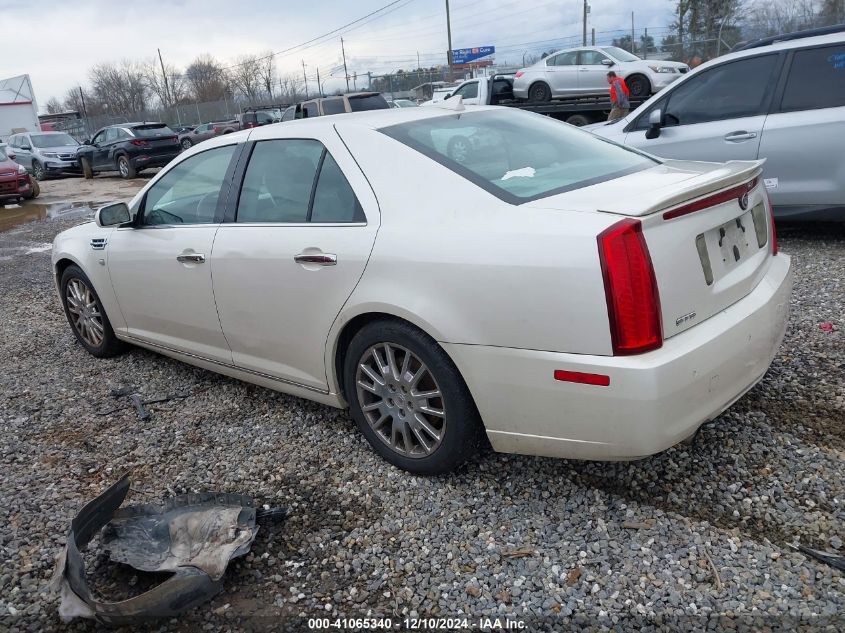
xmin=379 ymin=109 xmax=656 ymax=204
xmin=31 ymin=133 xmax=78 ymax=147
xmin=133 ymin=124 xmax=175 ymax=137
xmin=348 ymin=94 xmax=389 ymax=112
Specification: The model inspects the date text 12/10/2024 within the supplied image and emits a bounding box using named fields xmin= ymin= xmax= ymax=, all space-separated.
xmin=307 ymin=617 xmax=527 ymax=630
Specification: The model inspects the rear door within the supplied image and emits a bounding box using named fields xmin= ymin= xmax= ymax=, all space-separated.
xmin=211 ymin=131 xmax=380 ymax=390
xmin=545 ymin=51 xmax=580 ymax=96
xmin=757 ymin=42 xmax=845 ymax=214
xmin=624 ymin=54 xmax=782 ymax=161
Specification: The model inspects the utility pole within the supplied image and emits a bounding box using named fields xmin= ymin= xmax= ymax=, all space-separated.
xmin=157 ymin=48 xmax=171 ymax=108
xmin=353 ymin=72 xmax=358 ymax=90
xmin=631 ymin=12 xmax=636 ymax=56
xmin=316 ymin=67 xmax=322 ymax=96
xmin=341 ymin=37 xmax=350 ymax=92
xmin=644 ymin=27 xmax=648 ymax=59
xmin=582 ymin=0 xmax=588 ymax=46
xmin=417 ymin=50 xmax=421 ymax=70
xmin=591 ymin=27 xmax=595 ymax=46
xmin=368 ymin=71 xmax=372 ymax=90
xmin=302 ymin=60 xmax=308 ymax=99
xmin=445 ymin=0 xmax=454 ymax=81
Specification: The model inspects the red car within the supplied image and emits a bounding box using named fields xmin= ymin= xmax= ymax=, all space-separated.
xmin=0 ymin=145 xmax=38 ymax=203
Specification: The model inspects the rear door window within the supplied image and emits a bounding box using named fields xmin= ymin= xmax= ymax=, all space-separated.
xmin=321 ymin=98 xmax=346 ymax=115
xmin=779 ymin=44 xmax=845 ymax=112
xmin=549 ymin=51 xmax=578 ymax=66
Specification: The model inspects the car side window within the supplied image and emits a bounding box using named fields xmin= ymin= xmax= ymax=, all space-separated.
xmin=142 ymin=145 xmax=236 ymax=226
xmin=549 ymin=52 xmax=578 ymax=66
xmin=660 ymin=54 xmax=779 ymax=127
xmin=321 ymin=98 xmax=346 ymax=115
xmin=236 ymin=140 xmax=323 ymax=223
xmin=580 ymin=50 xmax=609 ymax=65
xmin=310 ymin=153 xmax=365 ymax=223
xmin=92 ymin=130 xmax=106 ymax=145
xmin=779 ymin=44 xmax=845 ymax=112
xmin=302 ymin=102 xmax=319 ymax=118
xmin=453 ymin=81 xmax=479 ymax=99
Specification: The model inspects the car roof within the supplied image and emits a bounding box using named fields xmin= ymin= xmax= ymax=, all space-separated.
xmin=280 ymin=103 xmax=501 ymax=132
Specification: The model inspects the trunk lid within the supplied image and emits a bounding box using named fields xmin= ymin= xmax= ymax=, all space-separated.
xmin=132 ymin=124 xmax=179 ymax=149
xmin=528 ymin=159 xmax=774 ymax=341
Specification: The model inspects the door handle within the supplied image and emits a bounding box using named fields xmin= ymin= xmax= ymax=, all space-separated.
xmin=294 ymin=253 xmax=337 ymax=266
xmin=176 ymin=253 xmax=205 ymax=263
xmin=724 ymin=131 xmax=757 ymax=142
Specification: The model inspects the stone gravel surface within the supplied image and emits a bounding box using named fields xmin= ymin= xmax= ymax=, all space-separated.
xmin=0 ymin=206 xmax=842 ymax=632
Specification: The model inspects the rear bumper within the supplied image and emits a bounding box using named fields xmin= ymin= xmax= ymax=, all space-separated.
xmin=130 ymin=151 xmax=180 ymax=169
xmin=443 ymin=254 xmax=792 ymax=460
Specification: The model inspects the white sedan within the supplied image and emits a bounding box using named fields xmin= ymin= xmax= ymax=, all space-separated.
xmin=52 ymin=102 xmax=792 ymax=475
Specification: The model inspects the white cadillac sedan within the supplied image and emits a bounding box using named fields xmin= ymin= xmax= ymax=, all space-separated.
xmin=52 ymin=102 xmax=792 ymax=475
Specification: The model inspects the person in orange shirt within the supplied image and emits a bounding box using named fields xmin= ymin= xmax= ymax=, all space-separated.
xmin=606 ymin=71 xmax=630 ymax=121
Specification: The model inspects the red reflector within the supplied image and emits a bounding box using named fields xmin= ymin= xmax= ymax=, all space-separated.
xmin=515 ymin=70 xmax=524 ymax=78
xmin=554 ymin=370 xmax=610 ymax=386
xmin=597 ymin=218 xmax=663 ymax=355
xmin=766 ymin=190 xmax=778 ymax=255
xmin=663 ymin=177 xmax=758 ymax=220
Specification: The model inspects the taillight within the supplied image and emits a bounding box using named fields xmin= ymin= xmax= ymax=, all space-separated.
xmin=663 ymin=177 xmax=758 ymax=221
xmin=765 ymin=190 xmax=778 ymax=255
xmin=597 ymin=218 xmax=663 ymax=355
xmin=515 ymin=71 xmax=524 ymax=78
xmin=129 ymin=139 xmax=149 ymax=147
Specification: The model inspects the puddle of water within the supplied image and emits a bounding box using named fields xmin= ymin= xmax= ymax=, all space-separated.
xmin=0 ymin=200 xmax=104 ymax=233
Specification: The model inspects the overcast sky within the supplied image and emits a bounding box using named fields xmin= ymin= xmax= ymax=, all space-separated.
xmin=0 ymin=0 xmax=675 ymax=109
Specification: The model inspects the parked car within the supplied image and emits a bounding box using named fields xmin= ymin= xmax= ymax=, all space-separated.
xmin=588 ymin=28 xmax=845 ymax=220
xmin=292 ymin=92 xmax=390 ymax=119
xmin=171 ymin=125 xmax=196 ymax=135
xmin=0 ymin=146 xmax=38 ymax=203
xmin=390 ymin=99 xmax=418 ymax=108
xmin=213 ymin=111 xmax=276 ymax=134
xmin=178 ymin=122 xmax=219 ymax=150
xmin=77 ymin=122 xmax=181 ymax=179
xmin=52 ymin=105 xmax=790 ymax=474
xmin=5 ymin=131 xmax=81 ymax=180
xmin=513 ymin=46 xmax=688 ymax=102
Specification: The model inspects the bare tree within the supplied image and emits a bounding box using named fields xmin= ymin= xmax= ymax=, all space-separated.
xmin=259 ymin=51 xmax=276 ymax=99
xmin=228 ymin=54 xmax=263 ymax=102
xmin=44 ymin=97 xmax=64 ymax=114
xmin=743 ymin=0 xmax=821 ymax=39
xmin=89 ymin=61 xmax=148 ymax=114
xmin=278 ymin=72 xmax=305 ymax=103
xmin=184 ymin=55 xmax=229 ymax=102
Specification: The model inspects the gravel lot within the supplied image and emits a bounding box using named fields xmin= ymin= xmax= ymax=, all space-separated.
xmin=0 ymin=176 xmax=843 ymax=632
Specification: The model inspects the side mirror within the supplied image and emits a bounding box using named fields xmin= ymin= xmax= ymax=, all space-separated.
xmin=82 ymin=139 xmax=91 ymax=145
xmin=645 ymin=108 xmax=662 ymax=139
xmin=95 ymin=202 xmax=131 ymax=227
xmin=601 ymin=59 xmax=614 ymax=66
xmin=443 ymin=93 xmax=452 ymax=100
xmin=20 ymin=145 xmax=31 ymax=151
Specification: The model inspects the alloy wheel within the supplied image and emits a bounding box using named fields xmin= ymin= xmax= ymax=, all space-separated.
xmin=65 ymin=278 xmax=104 ymax=348
xmin=118 ymin=158 xmax=129 ymax=178
xmin=355 ymin=343 xmax=446 ymax=458
xmin=181 ymin=139 xmax=192 ymax=150
xmin=33 ymin=162 xmax=45 ymax=180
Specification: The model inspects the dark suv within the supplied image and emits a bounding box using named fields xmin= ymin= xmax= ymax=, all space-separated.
xmin=77 ymin=122 xmax=181 ymax=179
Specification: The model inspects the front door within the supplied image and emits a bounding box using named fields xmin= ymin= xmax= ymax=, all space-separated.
xmin=578 ymin=50 xmax=613 ymax=94
xmin=624 ymin=53 xmax=781 ymax=162
xmin=211 ymin=134 xmax=380 ymax=391
xmin=90 ymin=129 xmax=114 ymax=169
xmin=14 ymin=135 xmax=33 ymax=169
xmin=107 ymin=143 xmax=238 ymax=362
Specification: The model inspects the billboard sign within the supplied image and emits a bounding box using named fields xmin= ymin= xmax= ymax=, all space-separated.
xmin=451 ymin=46 xmax=495 ymax=65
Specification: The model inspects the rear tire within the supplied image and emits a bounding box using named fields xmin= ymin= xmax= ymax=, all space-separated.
xmin=80 ymin=157 xmax=94 ymax=179
xmin=343 ymin=319 xmax=482 ymax=475
xmin=60 ymin=265 xmax=129 ymax=358
xmin=528 ymin=82 xmax=552 ymax=102
xmin=117 ymin=155 xmax=136 ymax=179
xmin=181 ymin=138 xmax=193 ymax=150
xmin=626 ymin=74 xmax=651 ymax=98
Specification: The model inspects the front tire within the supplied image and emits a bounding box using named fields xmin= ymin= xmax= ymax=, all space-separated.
xmin=565 ymin=114 xmax=592 ymax=126
xmin=343 ymin=319 xmax=482 ymax=475
xmin=23 ymin=176 xmax=40 ymax=199
xmin=528 ymin=82 xmax=552 ymax=102
xmin=32 ymin=161 xmax=46 ymax=181
xmin=626 ymin=74 xmax=651 ymax=98
xmin=60 ymin=265 xmax=128 ymax=358
xmin=117 ymin=155 xmax=136 ymax=179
